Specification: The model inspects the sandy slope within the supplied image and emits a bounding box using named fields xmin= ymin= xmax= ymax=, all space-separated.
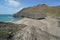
xmin=13 ymin=17 xmax=60 ymax=38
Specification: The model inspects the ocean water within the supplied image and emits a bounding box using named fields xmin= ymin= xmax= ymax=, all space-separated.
xmin=0 ymin=14 xmax=21 ymax=22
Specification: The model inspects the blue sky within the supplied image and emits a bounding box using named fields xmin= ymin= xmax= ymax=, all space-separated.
xmin=0 ymin=0 xmax=60 ymax=14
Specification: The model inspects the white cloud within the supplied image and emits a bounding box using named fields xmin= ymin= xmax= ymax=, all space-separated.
xmin=5 ymin=0 xmax=20 ymax=7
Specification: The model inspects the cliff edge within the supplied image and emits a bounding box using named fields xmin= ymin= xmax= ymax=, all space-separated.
xmin=14 ymin=4 xmax=60 ymax=19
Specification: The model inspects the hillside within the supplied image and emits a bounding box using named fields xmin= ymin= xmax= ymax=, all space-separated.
xmin=14 ymin=4 xmax=60 ymax=19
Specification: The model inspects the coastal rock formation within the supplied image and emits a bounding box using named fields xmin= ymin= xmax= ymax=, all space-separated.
xmin=14 ymin=4 xmax=60 ymax=19
xmin=0 ymin=22 xmax=17 ymax=40
xmin=0 ymin=17 xmax=60 ymax=40
xmin=1 ymin=4 xmax=60 ymax=40
xmin=12 ymin=17 xmax=60 ymax=40
xmin=12 ymin=25 xmax=60 ymax=40
xmin=0 ymin=22 xmax=18 ymax=32
xmin=13 ymin=4 xmax=48 ymax=19
xmin=0 ymin=22 xmax=27 ymax=40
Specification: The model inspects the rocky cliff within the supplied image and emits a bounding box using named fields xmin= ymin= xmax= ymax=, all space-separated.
xmin=14 ymin=4 xmax=60 ymax=19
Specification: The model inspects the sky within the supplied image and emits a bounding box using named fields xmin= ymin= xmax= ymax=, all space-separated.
xmin=0 ymin=0 xmax=60 ymax=14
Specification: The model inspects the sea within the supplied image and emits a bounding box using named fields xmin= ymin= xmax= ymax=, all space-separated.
xmin=0 ymin=14 xmax=21 ymax=22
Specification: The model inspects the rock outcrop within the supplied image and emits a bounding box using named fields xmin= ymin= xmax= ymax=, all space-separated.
xmin=13 ymin=4 xmax=48 ymax=19
xmin=12 ymin=25 xmax=60 ymax=40
xmin=0 ymin=22 xmax=27 ymax=40
xmin=14 ymin=4 xmax=60 ymax=19
xmin=0 ymin=17 xmax=60 ymax=40
xmin=12 ymin=17 xmax=60 ymax=40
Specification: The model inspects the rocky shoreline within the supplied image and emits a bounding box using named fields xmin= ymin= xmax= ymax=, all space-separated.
xmin=0 ymin=17 xmax=60 ymax=40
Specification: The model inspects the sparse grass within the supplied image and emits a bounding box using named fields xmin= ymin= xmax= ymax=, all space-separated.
xmin=44 ymin=8 xmax=60 ymax=16
xmin=14 ymin=4 xmax=60 ymax=18
xmin=0 ymin=32 xmax=8 ymax=37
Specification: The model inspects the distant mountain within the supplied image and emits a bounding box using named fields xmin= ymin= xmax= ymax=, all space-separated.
xmin=13 ymin=4 xmax=60 ymax=19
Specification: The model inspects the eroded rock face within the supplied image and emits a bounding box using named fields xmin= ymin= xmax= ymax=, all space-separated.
xmin=12 ymin=18 xmax=60 ymax=40
xmin=13 ymin=4 xmax=48 ymax=19
xmin=13 ymin=4 xmax=60 ymax=19
xmin=12 ymin=25 xmax=60 ymax=40
xmin=0 ymin=17 xmax=60 ymax=40
xmin=45 ymin=17 xmax=60 ymax=38
xmin=0 ymin=22 xmax=18 ymax=32
xmin=0 ymin=22 xmax=27 ymax=40
xmin=0 ymin=22 xmax=17 ymax=40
